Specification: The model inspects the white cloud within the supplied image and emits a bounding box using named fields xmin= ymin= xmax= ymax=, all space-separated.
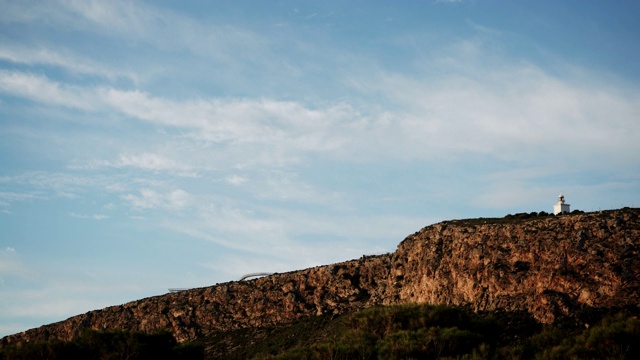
xmin=116 ymin=153 xmax=179 ymax=171
xmin=0 ymin=191 xmax=45 ymax=207
xmin=1 ymin=0 xmax=272 ymax=83
xmin=102 ymin=90 xmax=346 ymax=143
xmin=359 ymin=60 xmax=640 ymax=167
xmin=87 ymin=153 xmax=198 ymax=177
xmin=0 ymin=172 xmax=114 ymax=198
xmin=2 ymin=46 xmax=638 ymax=232
xmin=0 ymin=0 xmax=65 ymax=24
xmin=97 ymin=90 xmax=357 ymax=167
xmin=122 ymin=189 xmax=163 ymax=210
xmin=0 ymin=70 xmax=101 ymax=110
xmin=162 ymin=194 xmax=425 ymax=263
xmin=0 ymin=45 xmax=137 ymax=82
xmin=122 ymin=188 xmax=191 ymax=211
xmin=225 ymin=175 xmax=247 ymax=186
xmin=69 ymin=212 xmax=110 ymax=220
xmin=2 ymin=0 xmax=637 ymax=170
xmin=250 ymin=170 xmax=345 ymax=206
xmin=61 ymin=0 xmax=149 ymax=33
xmin=5 ymin=53 xmax=637 ymax=174
xmin=3 ymin=64 xmax=638 ymax=217
xmin=167 ymin=189 xmax=190 ymax=210
xmin=58 ymin=0 xmax=269 ymax=66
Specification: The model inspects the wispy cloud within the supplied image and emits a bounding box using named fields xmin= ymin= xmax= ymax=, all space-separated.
xmin=59 ymin=0 xmax=270 ymax=64
xmin=360 ymin=55 xmax=640 ymax=166
xmin=3 ymin=57 xmax=639 ymax=176
xmin=0 ymin=191 xmax=45 ymax=208
xmin=225 ymin=175 xmax=248 ymax=186
xmin=69 ymin=212 xmax=109 ymax=220
xmin=0 ymin=70 xmax=101 ymax=110
xmin=122 ymin=188 xmax=191 ymax=211
xmin=0 ymin=45 xmax=138 ymax=82
xmin=83 ymin=153 xmax=198 ymax=177
xmin=1 ymin=172 xmax=118 ymax=198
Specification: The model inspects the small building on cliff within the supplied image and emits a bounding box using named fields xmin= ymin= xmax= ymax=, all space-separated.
xmin=553 ymin=194 xmax=570 ymax=215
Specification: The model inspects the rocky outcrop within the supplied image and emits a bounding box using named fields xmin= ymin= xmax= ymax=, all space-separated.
xmin=391 ymin=209 xmax=640 ymax=323
xmin=2 ymin=209 xmax=639 ymax=348
xmin=1 ymin=254 xmax=393 ymax=346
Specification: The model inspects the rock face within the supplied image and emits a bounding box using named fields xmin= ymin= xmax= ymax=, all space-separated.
xmin=392 ymin=209 xmax=640 ymax=323
xmin=2 ymin=209 xmax=639 ymax=348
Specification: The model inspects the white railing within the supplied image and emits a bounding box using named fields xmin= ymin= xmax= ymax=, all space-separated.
xmin=238 ymin=272 xmax=274 ymax=281
xmin=167 ymin=272 xmax=274 ymax=292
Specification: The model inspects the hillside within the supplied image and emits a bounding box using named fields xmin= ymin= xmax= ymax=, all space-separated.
xmin=1 ymin=208 xmax=639 ymax=356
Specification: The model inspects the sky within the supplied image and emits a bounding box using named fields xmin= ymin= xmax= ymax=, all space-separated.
xmin=1 ymin=0 xmax=639 ymax=337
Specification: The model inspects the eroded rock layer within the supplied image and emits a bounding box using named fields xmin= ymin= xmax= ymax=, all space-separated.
xmin=2 ymin=209 xmax=639 ymax=347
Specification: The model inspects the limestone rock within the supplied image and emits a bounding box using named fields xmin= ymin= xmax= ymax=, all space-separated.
xmin=2 ymin=209 xmax=638 ymax=348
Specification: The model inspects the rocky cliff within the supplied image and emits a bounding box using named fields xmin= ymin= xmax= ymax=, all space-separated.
xmin=2 ymin=208 xmax=639 ymax=348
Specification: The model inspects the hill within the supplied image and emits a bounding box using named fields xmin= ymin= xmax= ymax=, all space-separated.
xmin=1 ymin=208 xmax=639 ymax=358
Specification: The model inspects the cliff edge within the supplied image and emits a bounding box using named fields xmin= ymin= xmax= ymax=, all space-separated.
xmin=2 ymin=208 xmax=639 ymax=348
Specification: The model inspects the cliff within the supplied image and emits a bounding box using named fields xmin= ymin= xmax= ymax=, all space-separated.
xmin=2 ymin=208 xmax=639 ymax=348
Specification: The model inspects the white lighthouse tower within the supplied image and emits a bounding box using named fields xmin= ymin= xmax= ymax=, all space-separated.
xmin=553 ymin=194 xmax=570 ymax=215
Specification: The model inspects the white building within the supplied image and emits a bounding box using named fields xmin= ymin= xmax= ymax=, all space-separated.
xmin=553 ymin=194 xmax=570 ymax=215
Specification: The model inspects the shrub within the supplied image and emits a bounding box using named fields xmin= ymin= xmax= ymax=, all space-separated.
xmin=377 ymin=327 xmax=482 ymax=360
xmin=0 ymin=330 xmax=203 ymax=360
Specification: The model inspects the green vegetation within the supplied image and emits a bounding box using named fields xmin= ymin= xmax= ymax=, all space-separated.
xmin=3 ymin=305 xmax=639 ymax=359
xmin=447 ymin=208 xmax=591 ymax=227
xmin=249 ymin=305 xmax=499 ymax=360
xmin=225 ymin=305 xmax=640 ymax=360
xmin=0 ymin=330 xmax=203 ymax=360
xmin=527 ymin=313 xmax=640 ymax=360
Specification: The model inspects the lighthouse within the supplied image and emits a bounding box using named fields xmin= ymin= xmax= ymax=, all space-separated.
xmin=553 ymin=194 xmax=570 ymax=215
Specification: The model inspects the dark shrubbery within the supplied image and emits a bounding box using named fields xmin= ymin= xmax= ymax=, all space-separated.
xmin=536 ymin=313 xmax=640 ymax=359
xmin=0 ymin=330 xmax=203 ymax=360
xmin=255 ymin=304 xmax=499 ymax=360
xmin=248 ymin=305 xmax=639 ymax=360
xmin=4 ymin=305 xmax=639 ymax=359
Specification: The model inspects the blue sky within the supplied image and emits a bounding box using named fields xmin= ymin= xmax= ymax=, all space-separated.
xmin=1 ymin=0 xmax=639 ymax=337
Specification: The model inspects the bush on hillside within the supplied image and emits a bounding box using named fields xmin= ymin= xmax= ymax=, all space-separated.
xmin=0 ymin=330 xmax=203 ymax=360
